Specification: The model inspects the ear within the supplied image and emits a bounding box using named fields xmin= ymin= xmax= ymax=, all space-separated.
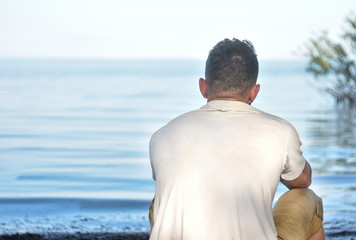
xmin=248 ymin=84 xmax=260 ymax=104
xmin=199 ymin=78 xmax=208 ymax=99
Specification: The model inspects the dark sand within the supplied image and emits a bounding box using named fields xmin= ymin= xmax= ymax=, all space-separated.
xmin=0 ymin=233 xmax=149 ymax=240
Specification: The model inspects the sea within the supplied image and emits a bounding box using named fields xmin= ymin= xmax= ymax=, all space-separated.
xmin=0 ymin=59 xmax=355 ymax=239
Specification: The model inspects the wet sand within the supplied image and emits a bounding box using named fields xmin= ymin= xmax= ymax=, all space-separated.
xmin=0 ymin=232 xmax=149 ymax=240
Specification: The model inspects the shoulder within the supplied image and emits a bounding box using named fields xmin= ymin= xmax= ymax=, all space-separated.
xmin=150 ymin=109 xmax=202 ymax=141
xmin=256 ymin=109 xmax=293 ymax=129
xmin=248 ymin=109 xmax=302 ymax=146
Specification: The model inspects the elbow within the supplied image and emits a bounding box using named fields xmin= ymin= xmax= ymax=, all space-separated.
xmin=299 ymin=173 xmax=312 ymax=188
xmin=300 ymin=161 xmax=312 ymax=188
xmin=303 ymin=177 xmax=312 ymax=188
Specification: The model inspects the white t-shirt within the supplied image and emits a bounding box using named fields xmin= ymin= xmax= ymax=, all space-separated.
xmin=149 ymin=100 xmax=306 ymax=240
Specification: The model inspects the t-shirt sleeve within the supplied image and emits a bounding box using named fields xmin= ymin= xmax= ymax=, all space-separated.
xmin=149 ymin=132 xmax=157 ymax=181
xmin=149 ymin=134 xmax=157 ymax=181
xmin=281 ymin=125 xmax=306 ymax=181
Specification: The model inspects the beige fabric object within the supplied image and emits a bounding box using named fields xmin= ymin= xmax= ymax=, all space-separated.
xmin=273 ymin=188 xmax=324 ymax=240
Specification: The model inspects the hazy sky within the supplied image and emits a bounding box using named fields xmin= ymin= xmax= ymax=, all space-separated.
xmin=0 ymin=0 xmax=354 ymax=60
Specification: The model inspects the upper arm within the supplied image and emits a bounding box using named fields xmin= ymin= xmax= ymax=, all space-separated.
xmin=281 ymin=160 xmax=312 ymax=189
xmin=280 ymin=125 xmax=312 ymax=189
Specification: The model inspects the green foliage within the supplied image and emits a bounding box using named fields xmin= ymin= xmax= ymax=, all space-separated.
xmin=304 ymin=13 xmax=356 ymax=106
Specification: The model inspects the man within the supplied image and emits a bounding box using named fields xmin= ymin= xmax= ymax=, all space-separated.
xmin=149 ymin=38 xmax=324 ymax=240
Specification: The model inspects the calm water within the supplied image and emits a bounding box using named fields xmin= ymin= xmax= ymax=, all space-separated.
xmin=0 ymin=59 xmax=355 ymax=239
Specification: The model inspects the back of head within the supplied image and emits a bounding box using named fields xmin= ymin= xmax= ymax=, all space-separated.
xmin=205 ymin=38 xmax=259 ymax=98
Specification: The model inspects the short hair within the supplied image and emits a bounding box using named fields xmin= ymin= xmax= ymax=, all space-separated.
xmin=205 ymin=38 xmax=259 ymax=96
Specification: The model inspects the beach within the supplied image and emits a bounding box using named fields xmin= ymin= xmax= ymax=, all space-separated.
xmin=0 ymin=233 xmax=149 ymax=240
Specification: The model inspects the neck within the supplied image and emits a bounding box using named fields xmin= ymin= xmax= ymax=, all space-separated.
xmin=208 ymin=96 xmax=249 ymax=104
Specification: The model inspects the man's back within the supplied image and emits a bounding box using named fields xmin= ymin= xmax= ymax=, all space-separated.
xmin=149 ymin=100 xmax=305 ymax=239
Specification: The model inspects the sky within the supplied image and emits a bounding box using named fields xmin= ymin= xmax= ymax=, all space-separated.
xmin=0 ymin=0 xmax=354 ymax=60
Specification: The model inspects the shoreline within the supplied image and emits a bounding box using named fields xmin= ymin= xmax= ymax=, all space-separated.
xmin=0 ymin=232 xmax=150 ymax=240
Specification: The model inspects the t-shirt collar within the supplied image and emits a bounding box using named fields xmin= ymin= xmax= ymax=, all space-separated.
xmin=200 ymin=100 xmax=259 ymax=112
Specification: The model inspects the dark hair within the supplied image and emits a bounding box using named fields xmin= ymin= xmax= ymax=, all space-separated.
xmin=205 ymin=38 xmax=259 ymax=95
